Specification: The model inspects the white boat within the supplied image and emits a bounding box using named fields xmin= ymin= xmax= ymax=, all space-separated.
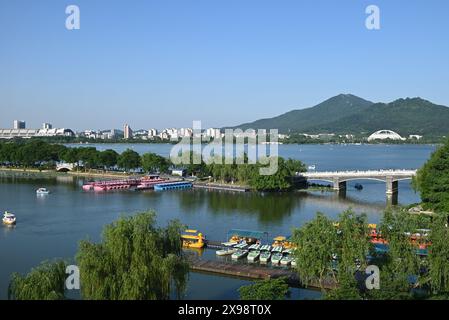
xmin=36 ymin=188 xmax=50 ymax=195
xmin=271 ymin=246 xmax=283 ymax=253
xmin=280 ymin=255 xmax=293 ymax=266
xmin=247 ymin=250 xmax=260 ymax=262
xmin=308 ymin=165 xmax=316 ymax=171
xmin=216 ymin=248 xmax=238 ymax=256
xmin=222 ymin=241 xmax=238 ymax=247
xmin=233 ymin=242 xmax=248 ymax=249
xmin=260 ymin=244 xmax=271 ymax=251
xmin=248 ymin=244 xmax=261 ymax=250
xmin=231 ymin=249 xmax=249 ymax=260
xmin=2 ymin=211 xmax=16 ymax=225
xmin=271 ymin=252 xmax=283 ymax=265
xmin=259 ymin=251 xmax=271 ymax=263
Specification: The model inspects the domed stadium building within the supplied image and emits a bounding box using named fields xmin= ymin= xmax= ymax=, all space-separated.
xmin=367 ymin=130 xmax=405 ymax=141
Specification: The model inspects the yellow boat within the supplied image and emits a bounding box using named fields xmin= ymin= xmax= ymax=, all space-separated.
xmin=181 ymin=229 xmax=205 ymax=249
xmin=272 ymin=236 xmax=296 ymax=249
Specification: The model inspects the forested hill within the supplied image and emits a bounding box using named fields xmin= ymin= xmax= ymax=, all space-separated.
xmin=227 ymin=94 xmax=449 ymax=136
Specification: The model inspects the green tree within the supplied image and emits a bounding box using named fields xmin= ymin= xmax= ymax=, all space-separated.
xmin=249 ymin=157 xmax=292 ymax=191
xmin=117 ymin=149 xmax=141 ymax=172
xmin=98 ymin=149 xmax=119 ymax=169
xmin=76 ymin=211 xmax=189 ymax=300
xmin=428 ymin=213 xmax=449 ymax=294
xmin=292 ymin=213 xmax=338 ymax=289
xmin=413 ymin=138 xmax=449 ymax=212
xmin=239 ymin=278 xmax=290 ymax=300
xmin=141 ymin=152 xmax=169 ymax=173
xmin=8 ymin=260 xmax=67 ymax=300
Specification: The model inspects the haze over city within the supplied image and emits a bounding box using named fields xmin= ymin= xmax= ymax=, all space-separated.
xmin=1 ymin=0 xmax=449 ymax=130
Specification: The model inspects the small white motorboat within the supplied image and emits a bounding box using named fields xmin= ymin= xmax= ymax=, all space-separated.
xmin=247 ymin=250 xmax=260 ymax=262
xmin=222 ymin=241 xmax=238 ymax=247
xmin=216 ymin=248 xmax=238 ymax=256
xmin=2 ymin=211 xmax=16 ymax=225
xmin=36 ymin=188 xmax=50 ymax=195
xmin=271 ymin=252 xmax=283 ymax=265
xmin=280 ymin=255 xmax=293 ymax=266
xmin=259 ymin=251 xmax=271 ymax=263
xmin=231 ymin=249 xmax=249 ymax=260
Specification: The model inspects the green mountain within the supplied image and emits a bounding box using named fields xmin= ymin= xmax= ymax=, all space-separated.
xmin=227 ymin=94 xmax=449 ymax=137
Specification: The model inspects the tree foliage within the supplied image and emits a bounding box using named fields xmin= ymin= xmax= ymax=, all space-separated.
xmin=76 ymin=211 xmax=189 ymax=300
xmin=413 ymin=138 xmax=449 ymax=212
xmin=8 ymin=260 xmax=67 ymax=300
xmin=117 ymin=149 xmax=141 ymax=171
xmin=239 ymin=278 xmax=290 ymax=300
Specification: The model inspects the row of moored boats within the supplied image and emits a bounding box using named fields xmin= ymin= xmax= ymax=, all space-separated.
xmin=217 ymin=241 xmax=296 ymax=267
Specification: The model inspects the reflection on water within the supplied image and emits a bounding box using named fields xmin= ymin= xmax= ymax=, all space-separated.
xmin=0 ymin=144 xmax=437 ymax=299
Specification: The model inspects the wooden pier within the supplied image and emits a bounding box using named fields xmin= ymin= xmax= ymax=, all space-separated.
xmin=187 ymin=254 xmax=336 ymax=289
xmin=193 ymin=183 xmax=250 ymax=192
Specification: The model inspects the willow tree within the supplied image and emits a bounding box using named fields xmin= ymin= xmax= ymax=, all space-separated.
xmin=428 ymin=213 xmax=449 ymax=295
xmin=76 ymin=211 xmax=189 ymax=300
xmin=292 ymin=213 xmax=338 ymax=289
xmin=325 ymin=210 xmax=371 ymax=300
xmin=413 ymin=138 xmax=449 ymax=212
xmin=366 ymin=210 xmax=423 ymax=299
xmin=8 ymin=260 xmax=67 ymax=300
xmin=239 ymin=278 xmax=290 ymax=300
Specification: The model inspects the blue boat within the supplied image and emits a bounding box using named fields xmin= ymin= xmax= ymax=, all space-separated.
xmin=154 ymin=181 xmax=192 ymax=191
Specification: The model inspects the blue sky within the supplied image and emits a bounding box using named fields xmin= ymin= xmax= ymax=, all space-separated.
xmin=1 ymin=0 xmax=448 ymax=130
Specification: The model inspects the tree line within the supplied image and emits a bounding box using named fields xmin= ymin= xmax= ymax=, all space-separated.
xmin=0 ymin=140 xmax=306 ymax=191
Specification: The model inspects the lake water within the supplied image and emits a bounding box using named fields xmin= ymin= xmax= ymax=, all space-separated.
xmin=0 ymin=144 xmax=437 ymax=300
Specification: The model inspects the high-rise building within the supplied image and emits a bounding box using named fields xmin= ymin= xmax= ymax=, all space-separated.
xmin=124 ymin=124 xmax=133 ymax=139
xmin=42 ymin=123 xmax=53 ymax=130
xmin=13 ymin=120 xmax=26 ymax=129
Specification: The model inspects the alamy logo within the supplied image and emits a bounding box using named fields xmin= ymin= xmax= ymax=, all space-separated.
xmin=65 ymin=265 xmax=80 ymax=290
xmin=65 ymin=5 xmax=80 ymax=30
xmin=365 ymin=5 xmax=380 ymax=30
xmin=169 ymin=121 xmax=279 ymax=175
xmin=365 ymin=265 xmax=380 ymax=290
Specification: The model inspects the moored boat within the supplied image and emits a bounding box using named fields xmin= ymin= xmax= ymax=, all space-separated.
xmin=181 ymin=229 xmax=205 ymax=249
xmin=2 ymin=211 xmax=16 ymax=225
xmin=231 ymin=249 xmax=248 ymax=260
xmin=216 ymin=248 xmax=238 ymax=256
xmin=247 ymin=250 xmax=260 ymax=262
xmin=259 ymin=250 xmax=271 ymax=263
xmin=271 ymin=252 xmax=283 ymax=265
xmin=280 ymin=254 xmax=293 ymax=266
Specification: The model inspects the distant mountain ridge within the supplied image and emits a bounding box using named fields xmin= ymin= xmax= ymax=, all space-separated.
xmin=226 ymin=94 xmax=449 ymax=136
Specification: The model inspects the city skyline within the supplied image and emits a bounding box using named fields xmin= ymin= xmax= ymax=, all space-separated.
xmin=1 ymin=1 xmax=449 ymax=130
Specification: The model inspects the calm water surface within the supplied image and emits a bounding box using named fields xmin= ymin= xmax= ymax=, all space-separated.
xmin=0 ymin=144 xmax=437 ymax=299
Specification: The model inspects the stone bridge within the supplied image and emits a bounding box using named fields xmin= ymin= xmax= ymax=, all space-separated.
xmin=297 ymin=169 xmax=417 ymax=196
xmin=56 ymin=163 xmax=76 ymax=172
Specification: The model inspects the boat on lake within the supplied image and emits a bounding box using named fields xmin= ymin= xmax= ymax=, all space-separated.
xmin=280 ymin=254 xmax=293 ymax=266
xmin=2 ymin=211 xmax=16 ymax=225
xmin=181 ymin=229 xmax=205 ymax=249
xmin=231 ymin=249 xmax=249 ymax=260
xmin=354 ymin=183 xmax=363 ymax=190
xmin=247 ymin=249 xmax=260 ymax=262
xmin=259 ymin=250 xmax=271 ymax=263
xmin=216 ymin=248 xmax=238 ymax=256
xmin=271 ymin=252 xmax=283 ymax=265
xmin=36 ymin=187 xmax=50 ymax=195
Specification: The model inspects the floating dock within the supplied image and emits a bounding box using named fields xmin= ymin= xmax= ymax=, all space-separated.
xmin=193 ymin=183 xmax=250 ymax=192
xmin=154 ymin=181 xmax=192 ymax=191
xmin=187 ymin=255 xmax=336 ymax=289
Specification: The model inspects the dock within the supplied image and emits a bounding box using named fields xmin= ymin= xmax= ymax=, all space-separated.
xmin=188 ymin=256 xmax=300 ymax=286
xmin=186 ymin=253 xmax=336 ymax=289
xmin=154 ymin=181 xmax=193 ymax=191
xmin=193 ymin=183 xmax=250 ymax=192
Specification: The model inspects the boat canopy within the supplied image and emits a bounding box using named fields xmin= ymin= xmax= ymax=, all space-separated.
xmin=227 ymin=229 xmax=268 ymax=241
